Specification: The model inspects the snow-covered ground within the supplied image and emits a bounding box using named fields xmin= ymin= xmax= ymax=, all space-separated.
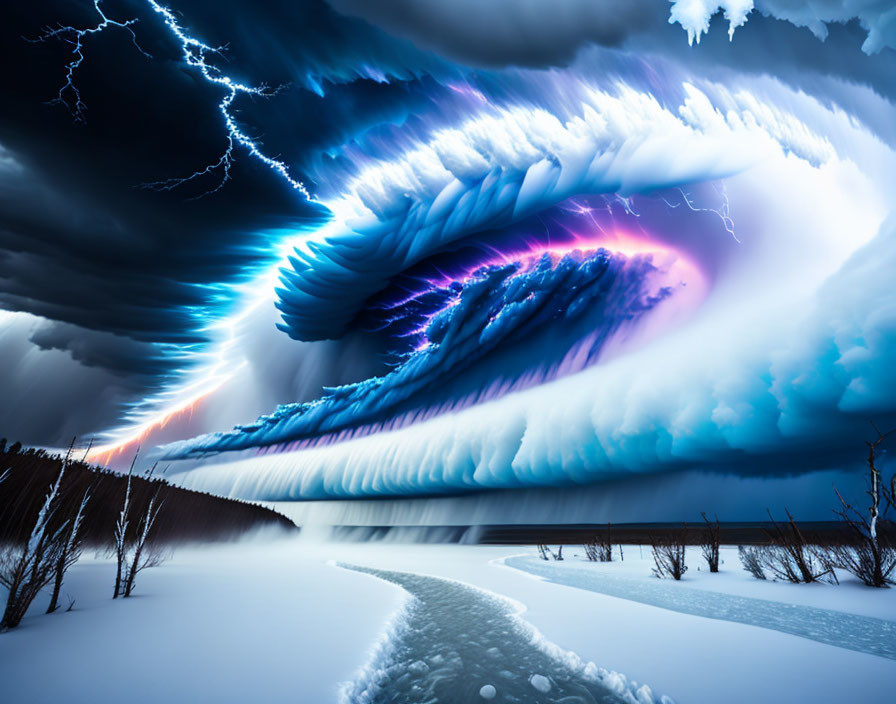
xmin=0 ymin=540 xmax=405 ymax=703
xmin=2 ymin=540 xmax=895 ymax=703
xmin=504 ymin=549 xmax=896 ymax=658
xmin=526 ymin=545 xmax=895 ymax=619
xmin=330 ymin=543 xmax=896 ymax=704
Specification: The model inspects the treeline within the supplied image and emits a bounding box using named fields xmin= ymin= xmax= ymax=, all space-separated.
xmin=0 ymin=440 xmax=297 ymax=546
xmin=536 ymin=424 xmax=896 ymax=588
xmin=513 ymin=521 xmax=856 ymax=546
xmin=538 ymin=512 xmax=895 ymax=586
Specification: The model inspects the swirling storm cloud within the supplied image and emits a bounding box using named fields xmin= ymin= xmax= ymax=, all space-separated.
xmin=1 ymin=1 xmax=895 ymax=503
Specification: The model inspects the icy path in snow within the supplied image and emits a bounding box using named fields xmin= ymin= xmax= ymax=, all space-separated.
xmin=505 ymin=556 xmax=896 ymax=660
xmin=340 ymin=564 xmax=669 ymax=704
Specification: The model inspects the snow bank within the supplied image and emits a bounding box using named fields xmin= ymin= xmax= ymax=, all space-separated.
xmin=336 ymin=586 xmax=414 ymax=704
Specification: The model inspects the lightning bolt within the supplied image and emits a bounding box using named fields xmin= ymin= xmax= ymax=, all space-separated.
xmin=38 ymin=0 xmax=317 ymax=202
xmin=30 ymin=0 xmax=150 ymax=123
xmin=674 ymin=184 xmax=739 ymax=243
xmin=140 ymin=0 xmax=315 ymax=200
xmin=32 ymin=1 xmax=326 ymax=462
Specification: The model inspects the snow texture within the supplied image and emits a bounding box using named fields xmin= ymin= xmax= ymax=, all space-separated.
xmin=479 ymin=683 xmax=497 ymax=699
xmin=339 ymin=563 xmax=669 ymax=704
xmin=530 ymin=673 xmax=552 ymax=692
xmin=328 ymin=543 xmax=896 ymax=704
xmin=0 ymin=542 xmax=404 ymax=704
xmin=3 ymin=542 xmax=895 ymax=704
xmin=506 ymin=554 xmax=896 ymax=659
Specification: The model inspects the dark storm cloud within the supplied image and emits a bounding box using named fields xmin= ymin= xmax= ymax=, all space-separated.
xmin=1 ymin=1 xmax=311 ymax=345
xmin=3 ymin=0 xmax=895 ymax=456
xmin=3 ymin=0 xmax=891 ymax=357
xmin=327 ymin=1 xmax=896 ymax=138
xmin=0 ymin=314 xmax=155 ymax=445
xmin=327 ymin=0 xmax=661 ymax=68
xmin=0 ymin=0 xmax=446 ymax=441
xmin=622 ymin=14 xmax=896 ymax=136
xmin=0 ymin=0 xmax=449 ymax=344
xmin=27 ymin=319 xmax=171 ymax=379
xmin=326 ymin=0 xmax=896 ymax=72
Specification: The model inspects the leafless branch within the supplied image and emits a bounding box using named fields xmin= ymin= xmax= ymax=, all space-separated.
xmin=113 ymin=449 xmax=139 ymax=599
xmin=0 ymin=439 xmax=76 ymax=630
xmin=762 ymin=509 xmax=836 ymax=584
xmin=123 ymin=486 xmax=165 ymax=598
xmin=583 ymin=523 xmax=613 ymax=562
xmin=651 ymin=525 xmax=688 ymax=580
xmin=701 ymin=512 xmax=721 ymax=573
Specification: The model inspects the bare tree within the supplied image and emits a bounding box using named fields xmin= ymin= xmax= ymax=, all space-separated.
xmin=825 ymin=529 xmax=895 ymax=587
xmin=583 ymin=523 xmax=613 ymax=562
xmin=0 ymin=452 xmax=70 ymax=630
xmin=863 ymin=423 xmax=895 ymax=539
xmin=536 ymin=544 xmax=563 ymax=560
xmin=762 ymin=509 xmax=836 ymax=583
xmin=701 ymin=513 xmax=721 ymax=573
xmin=651 ymin=525 xmax=688 ymax=580
xmin=123 ymin=486 xmax=164 ymax=598
xmin=827 ymin=423 xmax=896 ymax=587
xmin=738 ymin=545 xmax=767 ymax=580
xmin=46 ymin=488 xmax=90 ymax=614
xmin=113 ymin=452 xmax=138 ymax=599
xmin=582 ymin=541 xmax=601 ymax=561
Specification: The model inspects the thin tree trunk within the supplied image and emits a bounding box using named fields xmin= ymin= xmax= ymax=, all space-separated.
xmin=46 ymin=558 xmax=65 ymax=614
xmin=124 ymin=542 xmax=143 ymax=597
xmin=114 ymin=552 xmax=124 ymax=599
xmin=114 ymin=452 xmax=139 ymax=598
xmin=1 ymin=587 xmax=21 ymax=630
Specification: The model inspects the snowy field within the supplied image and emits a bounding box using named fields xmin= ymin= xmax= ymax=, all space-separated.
xmin=0 ymin=541 xmax=406 ymax=703
xmin=2 ymin=540 xmax=895 ymax=703
xmin=504 ymin=549 xmax=896 ymax=657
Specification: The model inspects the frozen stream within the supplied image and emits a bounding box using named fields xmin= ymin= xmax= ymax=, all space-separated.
xmin=505 ymin=556 xmax=896 ymax=660
xmin=340 ymin=564 xmax=667 ymax=704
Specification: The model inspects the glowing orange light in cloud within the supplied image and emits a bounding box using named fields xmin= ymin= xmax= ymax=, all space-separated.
xmin=86 ymin=384 xmax=222 ymax=468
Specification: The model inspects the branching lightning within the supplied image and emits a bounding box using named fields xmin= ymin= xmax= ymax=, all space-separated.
xmin=140 ymin=0 xmax=315 ymax=200
xmin=39 ymin=0 xmax=316 ymax=202
xmin=32 ymin=0 xmax=325 ymax=460
xmin=30 ymin=0 xmax=150 ymax=123
xmin=672 ymin=185 xmax=739 ymax=243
